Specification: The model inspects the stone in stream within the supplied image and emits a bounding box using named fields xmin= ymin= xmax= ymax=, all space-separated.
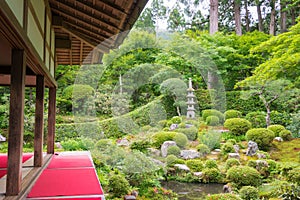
xmin=161 ymin=141 xmax=177 ymax=157
xmin=180 ymin=150 xmax=200 ymax=159
xmin=246 ymin=140 xmax=259 ymax=156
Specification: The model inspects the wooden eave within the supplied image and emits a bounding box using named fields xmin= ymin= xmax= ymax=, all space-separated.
xmin=49 ymin=0 xmax=148 ymax=65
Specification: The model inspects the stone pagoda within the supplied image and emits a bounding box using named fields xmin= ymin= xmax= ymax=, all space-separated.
xmin=186 ymin=78 xmax=196 ymax=119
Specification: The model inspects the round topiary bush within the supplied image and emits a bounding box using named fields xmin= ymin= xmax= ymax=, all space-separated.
xmin=287 ymin=167 xmax=300 ymax=184
xmin=221 ymin=142 xmax=235 ymax=155
xmin=279 ymin=129 xmax=293 ymax=141
xmin=196 ymin=144 xmax=211 ymax=156
xmin=206 ymin=193 xmax=241 ymax=200
xmin=152 ymin=131 xmax=177 ymax=148
xmin=246 ymin=128 xmax=275 ymax=150
xmin=206 ymin=116 xmax=220 ymax=126
xmin=245 ymin=111 xmax=266 ymax=128
xmin=226 ymin=166 xmax=261 ymax=188
xmin=267 ymin=125 xmax=286 ymax=137
xmin=176 ymin=126 xmax=198 ymax=140
xmin=202 ymin=109 xmax=225 ymax=124
xmin=173 ymin=132 xmax=188 ymax=148
xmin=239 ymin=186 xmax=259 ymax=200
xmin=167 ymin=145 xmax=181 ymax=156
xmin=108 ymin=173 xmax=130 ymax=198
xmin=202 ymin=168 xmax=222 ymax=183
xmin=171 ymin=116 xmax=182 ymax=124
xmin=225 ymin=158 xmax=240 ymax=170
xmin=186 ymin=159 xmax=204 ymax=172
xmin=225 ymin=110 xmax=242 ymax=120
xmin=224 ymin=118 xmax=252 ymax=136
xmin=166 ymin=155 xmax=185 ymax=167
xmin=205 ymin=159 xmax=218 ymax=169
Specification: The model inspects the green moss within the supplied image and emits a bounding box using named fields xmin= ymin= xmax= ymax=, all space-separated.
xmin=271 ymin=139 xmax=300 ymax=162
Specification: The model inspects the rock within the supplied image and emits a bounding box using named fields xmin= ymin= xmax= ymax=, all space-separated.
xmin=193 ymin=172 xmax=203 ymax=177
xmin=223 ymin=184 xmax=232 ymax=193
xmin=55 ymin=142 xmax=63 ymax=149
xmin=180 ymin=150 xmax=200 ymax=159
xmin=169 ymin=124 xmax=178 ymax=130
xmin=131 ymin=190 xmax=138 ymax=197
xmin=0 ymin=134 xmax=6 ymax=142
xmin=124 ymin=195 xmax=136 ymax=200
xmin=117 ymin=139 xmax=130 ymax=146
xmin=148 ymin=148 xmax=161 ymax=156
xmin=185 ymin=124 xmax=193 ymax=128
xmin=274 ymin=137 xmax=283 ymax=142
xmin=150 ymin=158 xmax=165 ymax=167
xmin=174 ymin=164 xmax=190 ymax=171
xmin=233 ymin=144 xmax=240 ymax=153
xmin=246 ymin=140 xmax=259 ymax=156
xmin=214 ymin=149 xmax=221 ymax=152
xmin=161 ymin=141 xmax=177 ymax=157
xmin=228 ymin=153 xmax=240 ymax=160
xmin=257 ymin=153 xmax=266 ymax=159
xmin=211 ymin=151 xmax=220 ymax=155
xmin=256 ymin=160 xmax=269 ymax=170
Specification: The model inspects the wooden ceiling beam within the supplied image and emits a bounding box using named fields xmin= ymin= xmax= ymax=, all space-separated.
xmin=55 ymin=38 xmax=71 ymax=49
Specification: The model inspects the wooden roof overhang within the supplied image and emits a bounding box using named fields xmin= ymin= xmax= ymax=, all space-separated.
xmin=50 ymin=0 xmax=148 ymax=65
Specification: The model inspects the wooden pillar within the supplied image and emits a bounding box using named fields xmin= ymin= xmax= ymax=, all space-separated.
xmin=6 ymin=49 xmax=26 ymax=196
xmin=47 ymin=87 xmax=56 ymax=154
xmin=34 ymin=75 xmax=44 ymax=167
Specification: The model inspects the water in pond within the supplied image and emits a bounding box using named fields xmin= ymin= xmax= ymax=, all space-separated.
xmin=161 ymin=181 xmax=224 ymax=200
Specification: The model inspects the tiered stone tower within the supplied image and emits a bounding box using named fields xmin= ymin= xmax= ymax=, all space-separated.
xmin=186 ymin=78 xmax=196 ymax=119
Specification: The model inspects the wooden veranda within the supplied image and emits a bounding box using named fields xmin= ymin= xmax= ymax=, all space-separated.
xmin=0 ymin=0 xmax=147 ymax=198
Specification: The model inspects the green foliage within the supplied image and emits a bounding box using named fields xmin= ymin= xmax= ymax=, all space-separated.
xmin=277 ymin=182 xmax=300 ymax=200
xmin=226 ymin=166 xmax=261 ymax=188
xmin=170 ymin=116 xmax=182 ymax=124
xmin=287 ymin=111 xmax=300 ymax=138
xmin=245 ymin=111 xmax=267 ymax=128
xmin=206 ymin=193 xmax=241 ymax=200
xmin=196 ymin=144 xmax=211 ymax=157
xmin=279 ymin=130 xmax=293 ymax=141
xmin=108 ymin=173 xmax=130 ymax=198
xmin=61 ymin=138 xmax=91 ymax=151
xmin=246 ymin=128 xmax=275 ymax=150
xmin=270 ymin=111 xmax=291 ymax=127
xmin=221 ymin=132 xmax=246 ymax=142
xmin=224 ymin=118 xmax=252 ymax=136
xmin=152 ymin=131 xmax=177 ymax=148
xmin=287 ymin=167 xmax=300 ymax=185
xmin=205 ymin=159 xmax=218 ymax=169
xmin=206 ymin=116 xmax=220 ymax=126
xmin=173 ymin=132 xmax=188 ymax=148
xmin=225 ymin=158 xmax=240 ymax=170
xmin=130 ymin=140 xmax=151 ymax=153
xmin=267 ymin=125 xmax=286 ymax=137
xmin=202 ymin=168 xmax=222 ymax=183
xmin=225 ymin=110 xmax=242 ymax=120
xmin=239 ymin=186 xmax=259 ymax=200
xmin=167 ymin=146 xmax=181 ymax=156
xmin=176 ymin=126 xmax=198 ymax=141
xmin=199 ymin=130 xmax=222 ymax=150
xmin=166 ymin=155 xmax=185 ymax=167
xmin=186 ymin=160 xmax=204 ymax=172
xmin=96 ymin=139 xmax=114 ymax=150
xmin=202 ymin=109 xmax=225 ymax=124
xmin=221 ymin=142 xmax=235 ymax=155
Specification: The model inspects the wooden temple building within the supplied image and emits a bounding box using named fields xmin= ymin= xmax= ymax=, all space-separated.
xmin=0 ymin=0 xmax=147 ymax=198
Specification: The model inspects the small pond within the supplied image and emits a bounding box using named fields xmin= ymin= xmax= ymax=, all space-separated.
xmin=161 ymin=181 xmax=224 ymax=200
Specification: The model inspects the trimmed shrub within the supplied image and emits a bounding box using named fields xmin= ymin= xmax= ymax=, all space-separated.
xmin=167 ymin=146 xmax=181 ymax=156
xmin=246 ymin=128 xmax=275 ymax=150
xmin=226 ymin=166 xmax=261 ymax=188
xmin=224 ymin=118 xmax=252 ymax=136
xmin=205 ymin=159 xmax=218 ymax=169
xmin=287 ymin=168 xmax=300 ymax=184
xmin=196 ymin=144 xmax=211 ymax=156
xmin=270 ymin=111 xmax=291 ymax=127
xmin=225 ymin=158 xmax=240 ymax=170
xmin=225 ymin=110 xmax=242 ymax=120
xmin=239 ymin=186 xmax=259 ymax=200
xmin=130 ymin=140 xmax=151 ymax=153
xmin=158 ymin=120 xmax=168 ymax=128
xmin=227 ymin=139 xmax=237 ymax=145
xmin=186 ymin=160 xmax=204 ymax=172
xmin=267 ymin=125 xmax=286 ymax=137
xmin=199 ymin=130 xmax=222 ymax=150
xmin=206 ymin=116 xmax=220 ymax=126
xmin=173 ymin=132 xmax=188 ymax=148
xmin=152 ymin=131 xmax=177 ymax=148
xmin=176 ymin=126 xmax=198 ymax=140
xmin=108 ymin=173 xmax=130 ymax=198
xmin=202 ymin=109 xmax=225 ymax=123
xmin=171 ymin=116 xmax=182 ymax=124
xmin=221 ymin=142 xmax=235 ymax=155
xmin=206 ymin=193 xmax=241 ymax=200
xmin=166 ymin=155 xmax=185 ymax=167
xmin=202 ymin=168 xmax=222 ymax=183
xmin=279 ymin=129 xmax=293 ymax=141
xmin=245 ymin=111 xmax=266 ymax=128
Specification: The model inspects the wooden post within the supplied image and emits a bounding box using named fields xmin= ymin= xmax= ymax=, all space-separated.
xmin=6 ymin=49 xmax=26 ymax=196
xmin=34 ymin=75 xmax=44 ymax=167
xmin=47 ymin=87 xmax=56 ymax=154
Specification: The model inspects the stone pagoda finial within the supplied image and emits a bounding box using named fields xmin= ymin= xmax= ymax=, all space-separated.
xmin=186 ymin=78 xmax=196 ymax=119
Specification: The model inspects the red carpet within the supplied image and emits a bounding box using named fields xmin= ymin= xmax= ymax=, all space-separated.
xmin=47 ymin=155 xmax=93 ymax=169
xmin=27 ymin=168 xmax=103 ymax=198
xmin=0 ymin=153 xmax=33 ymax=168
xmin=0 ymin=169 xmax=7 ymax=178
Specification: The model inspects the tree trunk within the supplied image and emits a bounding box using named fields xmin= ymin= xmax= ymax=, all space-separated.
xmin=245 ymin=0 xmax=250 ymax=32
xmin=280 ymin=0 xmax=287 ymax=33
xmin=266 ymin=106 xmax=271 ymax=127
xmin=207 ymin=71 xmax=218 ymax=90
xmin=209 ymin=0 xmax=218 ymax=34
xmin=234 ymin=0 xmax=242 ymax=35
xmin=291 ymin=8 xmax=296 ymax=25
xmin=257 ymin=2 xmax=263 ymax=32
xmin=269 ymin=0 xmax=276 ymax=35
xmin=176 ymin=106 xmax=181 ymax=116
